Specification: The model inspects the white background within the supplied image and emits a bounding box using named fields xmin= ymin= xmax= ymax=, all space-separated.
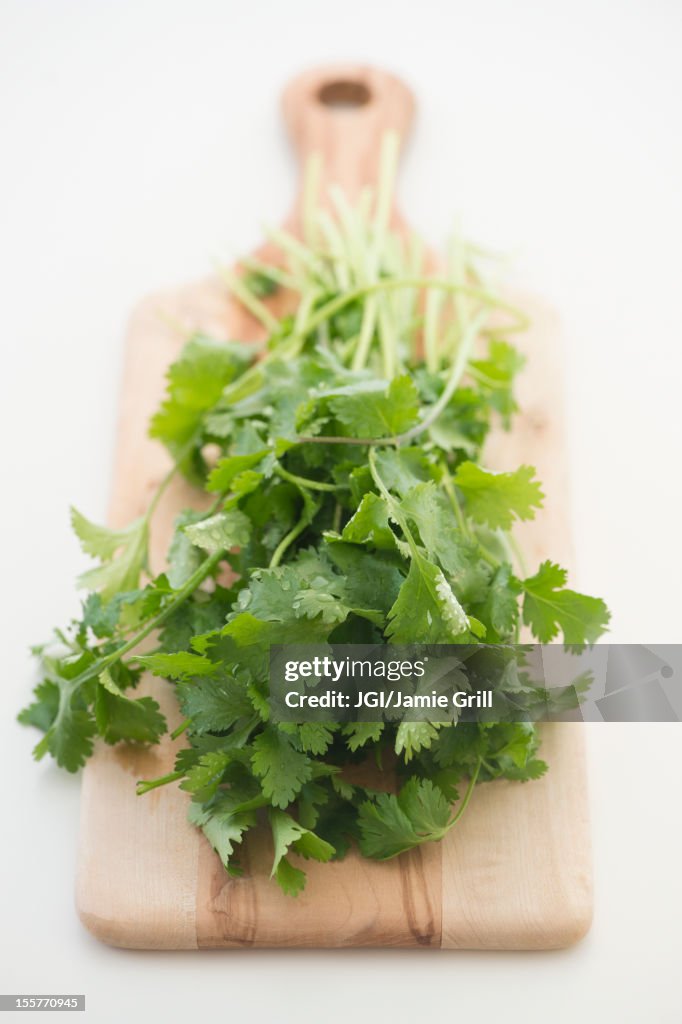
xmin=1 ymin=0 xmax=681 ymax=1021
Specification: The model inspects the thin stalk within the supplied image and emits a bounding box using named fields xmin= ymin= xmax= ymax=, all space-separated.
xmin=506 ymin=533 xmax=528 ymax=578
xmin=220 ymin=269 xmax=279 ymax=332
xmin=275 ymin=464 xmax=343 ymax=493
xmin=137 ymin=771 xmax=184 ymax=795
xmin=368 ymin=448 xmax=419 ymax=557
xmin=170 ymin=719 xmax=191 ymax=740
xmin=304 ymin=277 xmax=528 ymax=337
xmin=447 ymin=759 xmax=482 ymax=827
xmin=61 ymin=550 xmax=224 ymax=703
xmin=298 ymin=311 xmax=485 ymax=448
xmin=269 ymin=515 xmax=309 ymax=569
xmin=239 ymin=257 xmax=299 ymax=291
xmin=351 ymin=297 xmax=378 ymax=371
xmin=440 ymin=462 xmax=471 ymax=540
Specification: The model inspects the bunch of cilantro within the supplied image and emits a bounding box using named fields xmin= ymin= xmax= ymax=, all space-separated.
xmin=19 ymin=163 xmax=609 ymax=893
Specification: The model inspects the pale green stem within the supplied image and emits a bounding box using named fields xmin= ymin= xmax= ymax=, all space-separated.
xmin=304 ymin=277 xmax=528 ymax=337
xmin=274 ymin=464 xmax=343 ymax=493
xmin=298 ymin=311 xmax=485 ymax=448
xmin=220 ymin=269 xmax=279 ymax=332
xmin=269 ymin=515 xmax=309 ymax=568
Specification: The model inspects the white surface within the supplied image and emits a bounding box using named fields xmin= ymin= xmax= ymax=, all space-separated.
xmin=1 ymin=0 xmax=681 ymax=1021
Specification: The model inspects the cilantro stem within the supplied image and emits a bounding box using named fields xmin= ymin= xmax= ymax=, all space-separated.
xmin=367 ymin=447 xmax=420 ymax=557
xmin=58 ymin=549 xmax=224 ymax=705
xmin=304 ymin=277 xmax=528 ymax=338
xmin=269 ymin=515 xmax=308 ymax=568
xmin=440 ymin=461 xmax=471 ymax=540
xmin=447 ymin=758 xmax=482 ymax=827
xmin=297 ymin=311 xmax=485 ymax=448
xmin=476 ymin=543 xmax=502 ymax=569
xmin=506 ymin=533 xmax=528 ymax=577
xmin=147 ymin=458 xmax=181 ymax=519
xmin=170 ymin=718 xmax=191 ymax=740
xmin=274 ymin=464 xmax=343 ymax=493
xmin=238 ymin=257 xmax=299 ymax=291
xmin=137 ymin=771 xmax=184 ymax=795
xmin=220 ymin=269 xmax=279 ymax=332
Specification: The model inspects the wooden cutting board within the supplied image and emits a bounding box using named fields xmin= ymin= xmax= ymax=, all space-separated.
xmin=76 ymin=65 xmax=592 ymax=950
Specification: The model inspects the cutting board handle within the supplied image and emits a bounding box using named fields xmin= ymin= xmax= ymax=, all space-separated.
xmin=282 ymin=63 xmax=414 ymax=221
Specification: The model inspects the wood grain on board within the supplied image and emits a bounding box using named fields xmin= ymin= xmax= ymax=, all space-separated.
xmin=76 ymin=65 xmax=592 ymax=950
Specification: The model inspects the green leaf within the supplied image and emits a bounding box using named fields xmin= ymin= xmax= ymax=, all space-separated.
xmin=340 ymin=492 xmax=397 ymax=550
xmin=401 ymin=482 xmax=491 ymax=603
xmin=167 ymin=510 xmax=205 ymax=588
xmin=180 ymin=750 xmax=232 ymax=800
xmin=183 ymin=509 xmax=251 ymax=555
xmin=394 ymin=722 xmax=441 ymax=762
xmin=206 ymin=450 xmax=271 ymax=494
xmin=329 ymin=375 xmax=420 ymax=438
xmin=269 ymin=807 xmax=335 ymax=894
xmin=397 ymin=777 xmax=452 ymax=836
xmin=34 ymin=706 xmax=97 ymax=773
xmin=94 ymin=688 xmax=166 ymax=745
xmin=98 ymin=667 xmax=126 ymax=696
xmin=18 ymin=680 xmax=60 ymax=733
xmin=251 ymin=728 xmax=313 ymax=808
xmin=522 ymin=561 xmax=611 ymax=643
xmin=71 ymin=509 xmax=148 ymax=601
xmin=372 ymin=447 xmax=432 ymax=497
xmin=188 ymin=800 xmax=255 ymax=874
xmin=281 ymin=723 xmax=336 ymax=756
xmin=453 ymin=462 xmax=544 ymax=530
xmin=343 ymin=721 xmax=384 ymax=752
xmin=325 ymin=543 xmax=404 ymax=616
xmin=479 ymin=562 xmax=521 ymax=638
xmin=150 ymin=334 xmax=251 ymax=453
xmin=357 ymin=777 xmax=452 ymax=860
xmin=469 ymin=339 xmax=525 ymax=424
xmin=135 ymin=651 xmax=215 ymax=680
xmin=176 ymin=676 xmax=254 ymax=734
xmin=387 ymin=554 xmax=469 ymax=643
xmin=358 ymin=777 xmax=454 ymax=860
xmin=273 ymin=856 xmax=307 ymax=896
xmin=293 ymin=586 xmax=349 ymax=625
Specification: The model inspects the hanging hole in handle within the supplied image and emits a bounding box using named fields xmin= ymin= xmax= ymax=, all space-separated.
xmin=317 ymin=79 xmax=372 ymax=109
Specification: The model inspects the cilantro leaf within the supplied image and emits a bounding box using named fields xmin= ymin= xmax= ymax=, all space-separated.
xmin=180 ymin=750 xmax=232 ymax=800
xmin=71 ymin=508 xmax=148 ymax=600
xmin=34 ymin=705 xmax=97 ymax=773
xmin=343 ymin=721 xmax=384 ymax=751
xmin=453 ymin=462 xmax=544 ymax=530
xmin=521 ymin=561 xmax=610 ymax=643
xmin=150 ymin=334 xmax=251 ymax=455
xmin=358 ymin=778 xmax=452 ymax=860
xmin=329 ymin=375 xmax=420 ymax=438
xmin=167 ymin=510 xmax=204 ymax=588
xmin=394 ymin=722 xmax=441 ymax=762
xmin=188 ymin=799 xmax=255 ymax=876
xmin=176 ymin=675 xmax=254 ymax=734
xmin=18 ymin=680 xmax=59 ymax=732
xmin=94 ymin=688 xmax=166 ymax=745
xmin=135 ymin=651 xmax=215 ymax=680
xmin=401 ymin=482 xmax=491 ymax=603
xmin=251 ymin=728 xmax=313 ymax=808
xmin=183 ymin=509 xmax=251 ymax=555
xmin=269 ymin=807 xmax=335 ymax=894
xmin=387 ymin=554 xmax=469 ymax=643
xmin=206 ymin=450 xmax=271 ymax=494
xmin=340 ymin=492 xmax=397 ymax=550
